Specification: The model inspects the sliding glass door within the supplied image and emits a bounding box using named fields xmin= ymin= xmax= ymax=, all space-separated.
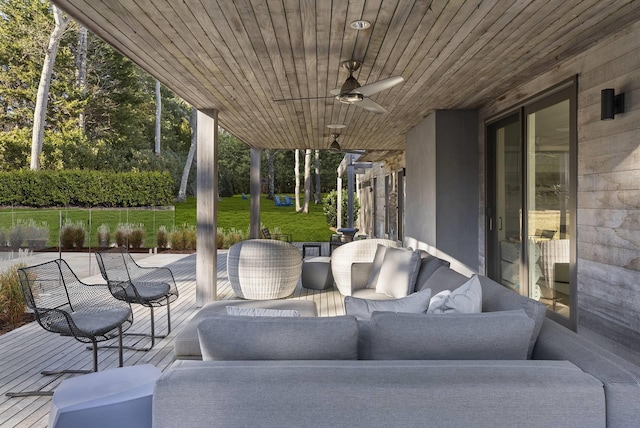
xmin=487 ymin=82 xmax=576 ymax=328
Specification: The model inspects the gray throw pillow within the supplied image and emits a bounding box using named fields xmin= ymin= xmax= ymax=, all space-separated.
xmin=344 ymin=288 xmax=432 ymax=321
xmin=414 ymin=256 xmax=451 ymax=292
xmin=428 ymin=275 xmax=482 ymax=314
xmin=367 ymin=310 xmax=534 ymax=360
xmin=197 ymin=315 xmax=359 ymax=361
xmin=375 ymin=247 xmax=422 ymax=298
xmin=366 ymin=244 xmax=388 ymax=289
xmin=226 ymin=306 xmax=300 ymax=317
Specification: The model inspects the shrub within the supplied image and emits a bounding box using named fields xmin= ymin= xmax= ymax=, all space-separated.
xmin=129 ymin=226 xmax=146 ymax=249
xmin=8 ymin=224 xmax=25 ymax=248
xmin=96 ymin=224 xmax=111 ymax=248
xmin=22 ymin=220 xmax=49 ymax=249
xmin=323 ymin=189 xmax=360 ymax=228
xmin=73 ymin=224 xmax=86 ymax=248
xmin=216 ymin=228 xmax=225 ymax=249
xmin=0 ymin=170 xmax=174 ymax=207
xmin=115 ymin=224 xmax=130 ymax=247
xmin=0 ymin=264 xmax=27 ymax=326
xmin=0 ymin=228 xmax=6 ymax=247
xmin=169 ymin=225 xmax=196 ymax=251
xmin=157 ymin=226 xmax=168 ymax=249
xmin=61 ymin=221 xmax=85 ymax=249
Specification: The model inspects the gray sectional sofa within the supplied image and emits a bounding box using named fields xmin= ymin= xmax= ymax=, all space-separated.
xmin=155 ymin=246 xmax=640 ymax=428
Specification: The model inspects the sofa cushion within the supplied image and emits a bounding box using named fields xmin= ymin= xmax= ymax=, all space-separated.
xmin=374 ymin=247 xmax=422 ymax=298
xmin=366 ymin=245 xmax=388 ymax=289
xmin=197 ymin=315 xmax=359 ymax=361
xmin=226 ymin=306 xmax=300 ymax=317
xmin=414 ymin=255 xmax=451 ymax=292
xmin=174 ymin=300 xmax=318 ymax=360
xmin=428 ymin=275 xmax=482 ymax=314
xmin=478 ymin=275 xmax=547 ymax=359
xmin=344 ymin=288 xmax=432 ymax=321
xmin=367 ymin=310 xmax=534 ymax=360
xmin=351 ymin=288 xmax=391 ymax=300
xmin=422 ymin=265 xmax=469 ymax=295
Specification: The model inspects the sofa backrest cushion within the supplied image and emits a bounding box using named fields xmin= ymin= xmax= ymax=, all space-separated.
xmin=226 ymin=306 xmax=300 ymax=317
xmin=344 ymin=288 xmax=432 ymax=321
xmin=414 ymin=256 xmax=451 ymax=292
xmin=421 ymin=266 xmax=469 ymax=295
xmin=374 ymin=247 xmax=422 ymax=298
xmin=478 ymin=275 xmax=547 ymax=359
xmin=197 ymin=315 xmax=359 ymax=361
xmin=365 ymin=310 xmax=534 ymax=360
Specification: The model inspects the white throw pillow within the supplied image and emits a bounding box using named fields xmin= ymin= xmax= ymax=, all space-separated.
xmin=366 ymin=244 xmax=388 ymax=289
xmin=427 ymin=275 xmax=482 ymax=314
xmin=374 ymin=247 xmax=422 ymax=298
xmin=226 ymin=306 xmax=300 ymax=317
xmin=344 ymin=288 xmax=432 ymax=321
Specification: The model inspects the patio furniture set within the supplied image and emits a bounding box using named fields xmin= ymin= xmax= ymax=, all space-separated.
xmin=162 ymin=238 xmax=640 ymax=427
xmin=10 ymin=239 xmax=640 ymax=427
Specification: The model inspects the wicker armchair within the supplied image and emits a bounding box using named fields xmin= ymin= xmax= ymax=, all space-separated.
xmin=95 ymin=248 xmax=178 ymax=351
xmin=227 ymin=239 xmax=302 ymax=299
xmin=330 ymin=238 xmax=401 ymax=295
xmin=6 ymin=259 xmax=133 ymax=398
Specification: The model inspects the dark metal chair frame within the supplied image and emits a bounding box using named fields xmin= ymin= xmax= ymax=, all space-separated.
xmin=261 ymin=227 xmax=292 ymax=243
xmin=6 ymin=259 xmax=133 ymax=398
xmin=95 ymin=248 xmax=178 ymax=351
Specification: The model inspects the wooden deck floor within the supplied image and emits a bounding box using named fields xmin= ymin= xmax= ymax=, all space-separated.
xmin=0 ymin=245 xmax=344 ymax=427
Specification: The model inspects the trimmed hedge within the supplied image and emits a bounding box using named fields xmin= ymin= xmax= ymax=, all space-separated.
xmin=0 ymin=170 xmax=174 ymax=207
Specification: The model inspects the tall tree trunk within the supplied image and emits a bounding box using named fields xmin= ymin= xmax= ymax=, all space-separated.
xmin=30 ymin=6 xmax=70 ymax=170
xmin=302 ymin=149 xmax=312 ymax=213
xmin=154 ymin=79 xmax=162 ymax=155
xmin=177 ymin=107 xmax=197 ymax=202
xmin=76 ymin=26 xmax=87 ymax=132
xmin=265 ymin=149 xmax=280 ymax=200
xmin=294 ymin=149 xmax=301 ymax=211
xmin=314 ymin=149 xmax=321 ymax=203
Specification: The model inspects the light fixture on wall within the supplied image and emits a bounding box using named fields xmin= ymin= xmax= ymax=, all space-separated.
xmin=601 ymin=88 xmax=625 ymax=120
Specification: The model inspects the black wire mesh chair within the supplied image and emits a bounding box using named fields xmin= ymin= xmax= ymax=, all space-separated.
xmin=95 ymin=248 xmax=178 ymax=351
xmin=6 ymin=259 xmax=133 ymax=398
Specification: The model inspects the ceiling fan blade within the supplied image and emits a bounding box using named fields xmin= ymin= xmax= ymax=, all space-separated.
xmin=329 ymin=88 xmax=340 ymax=96
xmin=355 ymin=97 xmax=389 ymax=114
xmin=273 ymin=95 xmax=333 ymax=102
xmin=356 ymin=76 xmax=404 ymax=97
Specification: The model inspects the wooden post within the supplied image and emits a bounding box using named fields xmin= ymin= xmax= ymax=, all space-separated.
xmin=347 ymin=154 xmax=355 ymax=228
xmin=250 ymin=148 xmax=261 ymax=239
xmin=336 ymin=175 xmax=343 ymax=230
xmin=196 ymin=109 xmax=218 ymax=306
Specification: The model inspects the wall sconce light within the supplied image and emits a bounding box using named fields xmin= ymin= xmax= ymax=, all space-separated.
xmin=601 ymin=88 xmax=625 ymax=120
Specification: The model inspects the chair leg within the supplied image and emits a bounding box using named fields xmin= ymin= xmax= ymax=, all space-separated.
xmin=99 ymin=306 xmax=168 ymax=352
xmin=6 ymin=349 xmax=93 ymax=398
xmin=118 ymin=325 xmax=124 ymax=367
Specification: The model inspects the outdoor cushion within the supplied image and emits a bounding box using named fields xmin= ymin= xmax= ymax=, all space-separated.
xmin=421 ymin=265 xmax=469 ymax=295
xmin=374 ymin=247 xmax=422 ymax=298
xmin=197 ymin=315 xmax=358 ymax=361
xmin=344 ymin=288 xmax=432 ymax=321
xmin=414 ymin=255 xmax=451 ymax=292
xmin=226 ymin=306 xmax=300 ymax=317
xmin=428 ymin=275 xmax=482 ymax=314
xmin=366 ymin=244 xmax=388 ymax=289
xmin=366 ymin=310 xmax=534 ymax=360
xmin=478 ymin=275 xmax=547 ymax=359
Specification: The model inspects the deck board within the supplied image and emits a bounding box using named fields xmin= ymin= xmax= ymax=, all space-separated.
xmin=0 ymin=245 xmax=345 ymax=427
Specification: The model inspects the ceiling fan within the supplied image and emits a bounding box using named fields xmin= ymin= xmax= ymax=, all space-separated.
xmin=328 ymin=133 xmax=367 ymax=155
xmin=274 ymin=60 xmax=404 ymax=114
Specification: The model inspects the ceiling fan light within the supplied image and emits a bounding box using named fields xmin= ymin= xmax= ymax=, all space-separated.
xmin=337 ymin=93 xmax=364 ymax=104
xmin=330 ymin=139 xmax=341 ymax=152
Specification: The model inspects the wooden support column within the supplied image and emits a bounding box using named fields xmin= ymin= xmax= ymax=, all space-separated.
xmin=196 ymin=109 xmax=218 ymax=306
xmin=347 ymin=154 xmax=355 ymax=228
xmin=249 ymin=148 xmax=261 ymax=239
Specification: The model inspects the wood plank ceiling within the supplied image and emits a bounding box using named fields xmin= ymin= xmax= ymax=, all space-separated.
xmin=52 ymin=0 xmax=640 ymax=152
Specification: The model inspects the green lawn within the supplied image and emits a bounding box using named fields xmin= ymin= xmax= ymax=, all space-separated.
xmin=0 ymin=194 xmax=332 ymax=248
xmin=176 ymin=195 xmax=333 ymax=242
